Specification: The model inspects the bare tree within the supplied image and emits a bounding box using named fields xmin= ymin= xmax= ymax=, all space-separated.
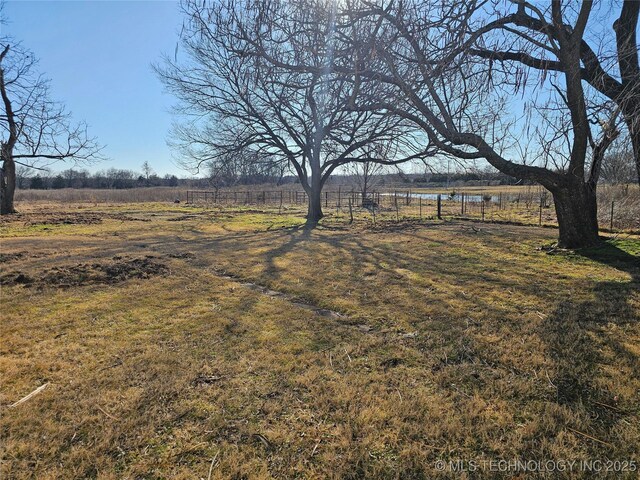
xmin=207 ymin=150 xmax=285 ymax=189
xmin=345 ymin=143 xmax=387 ymax=202
xmin=141 ymin=161 xmax=154 ymax=184
xmin=15 ymin=164 xmax=32 ymax=189
xmin=0 ymin=40 xmax=103 ymax=214
xmin=158 ymin=0 xmax=433 ymax=224
xmin=601 ymin=142 xmax=637 ymax=185
xmin=468 ymin=0 xmax=639 ymax=184
xmin=339 ymin=0 xmax=628 ymax=247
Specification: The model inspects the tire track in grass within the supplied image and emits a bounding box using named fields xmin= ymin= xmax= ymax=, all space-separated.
xmin=207 ymin=265 xmax=422 ymax=339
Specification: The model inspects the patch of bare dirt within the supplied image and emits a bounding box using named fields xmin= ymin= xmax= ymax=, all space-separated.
xmin=361 ymin=219 xmax=439 ymax=233
xmin=167 ymin=252 xmax=196 ymax=259
xmin=167 ymin=215 xmax=201 ymax=222
xmin=219 ymin=208 xmax=272 ymax=215
xmin=107 ymin=214 xmax=151 ymax=222
xmin=0 ymin=252 xmax=27 ymax=262
xmin=27 ymin=213 xmax=104 ymax=226
xmin=0 ymin=213 xmax=102 ymax=225
xmin=0 ymin=251 xmax=48 ymax=263
xmin=0 ymin=212 xmax=152 ymax=225
xmin=167 ymin=212 xmax=237 ymax=221
xmin=0 ymin=256 xmax=169 ymax=288
xmin=192 ymin=373 xmax=224 ymax=386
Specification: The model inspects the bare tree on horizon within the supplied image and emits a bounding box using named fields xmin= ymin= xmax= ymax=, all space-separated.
xmin=0 ymin=40 xmax=104 ymax=214
xmin=157 ymin=0 xmax=435 ymax=224
xmin=336 ymin=0 xmax=634 ymax=247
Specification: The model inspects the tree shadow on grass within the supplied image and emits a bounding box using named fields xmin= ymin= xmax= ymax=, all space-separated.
xmin=540 ymin=240 xmax=639 ymax=451
xmin=262 ymin=223 xmax=314 ymax=279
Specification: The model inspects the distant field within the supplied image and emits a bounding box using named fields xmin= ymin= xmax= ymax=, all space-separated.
xmin=15 ymin=186 xmax=192 ymax=204
xmin=1 ymin=203 xmax=639 ymax=478
xmin=14 ymin=183 xmax=640 ymax=233
xmin=15 ymin=183 xmax=636 ymax=200
xmin=410 ymin=184 xmax=546 ymax=195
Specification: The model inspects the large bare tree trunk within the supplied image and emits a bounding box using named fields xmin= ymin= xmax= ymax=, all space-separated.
xmin=305 ymin=179 xmax=324 ymax=225
xmin=551 ymin=179 xmax=600 ymax=249
xmin=304 ymin=147 xmax=325 ymax=225
xmin=1 ymin=157 xmax=16 ymax=215
xmin=627 ymin=113 xmax=640 ymax=183
xmin=0 ymin=46 xmax=17 ymax=215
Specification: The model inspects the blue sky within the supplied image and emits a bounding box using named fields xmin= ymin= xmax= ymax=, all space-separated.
xmin=2 ymin=1 xmax=183 ymax=176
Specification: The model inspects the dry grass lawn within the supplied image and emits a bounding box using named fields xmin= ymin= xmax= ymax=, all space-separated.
xmin=1 ymin=202 xmax=639 ymax=479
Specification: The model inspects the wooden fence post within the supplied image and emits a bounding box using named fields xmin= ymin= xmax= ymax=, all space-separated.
xmin=348 ymin=198 xmax=353 ymax=224
xmin=538 ymin=197 xmax=543 ymax=226
xmin=437 ymin=194 xmax=442 ymax=220
xmin=461 ymin=193 xmax=464 ymax=215
xmin=419 ymin=197 xmax=422 ymax=220
xmin=610 ymin=201 xmax=615 ymax=231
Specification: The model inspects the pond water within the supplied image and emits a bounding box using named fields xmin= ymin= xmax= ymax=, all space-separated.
xmin=381 ymin=192 xmax=497 ymax=203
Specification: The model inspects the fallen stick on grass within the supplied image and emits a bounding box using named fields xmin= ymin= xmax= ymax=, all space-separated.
xmin=207 ymin=451 xmax=220 ymax=480
xmin=566 ymin=427 xmax=613 ymax=447
xmin=10 ymin=383 xmax=49 ymax=408
xmin=97 ymin=406 xmax=120 ymax=421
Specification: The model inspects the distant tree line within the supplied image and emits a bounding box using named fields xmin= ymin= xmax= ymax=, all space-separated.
xmin=408 ymin=171 xmax=519 ymax=185
xmin=15 ymin=166 xmax=296 ymax=190
xmin=17 ymin=168 xmax=180 ymax=190
xmin=18 ymin=157 xmax=635 ymax=191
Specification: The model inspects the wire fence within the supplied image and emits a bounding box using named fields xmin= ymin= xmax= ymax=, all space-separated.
xmin=186 ymin=186 xmax=640 ymax=233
